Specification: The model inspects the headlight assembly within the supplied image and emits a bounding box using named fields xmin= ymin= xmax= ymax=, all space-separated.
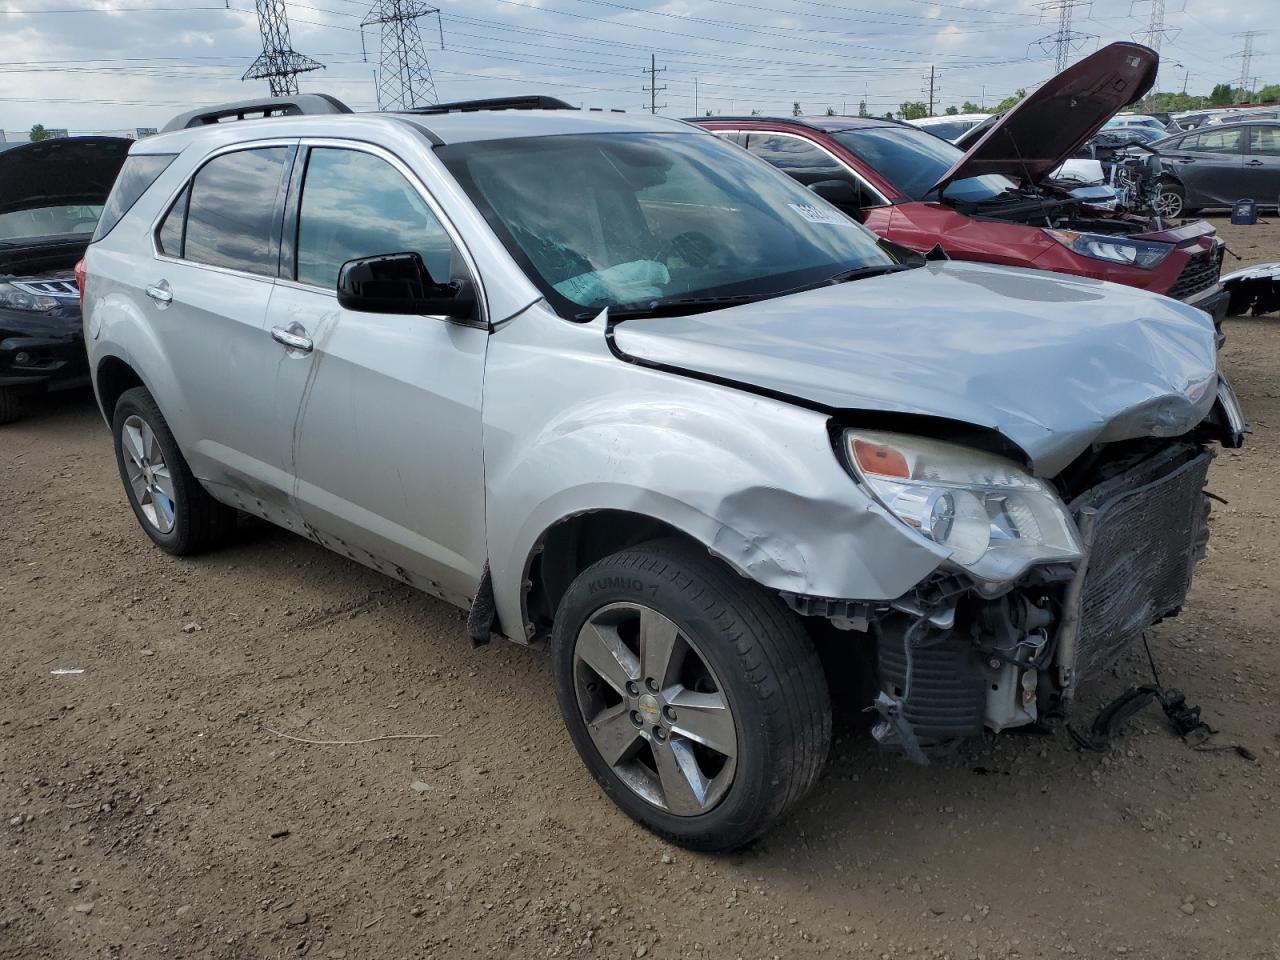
xmin=0 ymin=281 xmax=59 ymax=313
xmin=844 ymin=429 xmax=1082 ymax=587
xmin=1043 ymin=229 xmax=1171 ymax=269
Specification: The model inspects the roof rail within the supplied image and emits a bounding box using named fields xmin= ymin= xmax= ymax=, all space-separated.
xmin=161 ymin=94 xmax=352 ymax=133
xmin=401 ymin=95 xmax=578 ymax=115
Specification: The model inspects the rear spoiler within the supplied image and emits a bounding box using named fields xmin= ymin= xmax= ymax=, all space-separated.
xmin=161 ymin=94 xmax=352 ymax=133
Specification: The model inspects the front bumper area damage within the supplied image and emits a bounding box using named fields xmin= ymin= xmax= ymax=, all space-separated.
xmin=797 ymin=441 xmax=1218 ymax=762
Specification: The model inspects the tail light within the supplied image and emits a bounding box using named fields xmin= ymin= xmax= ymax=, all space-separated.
xmin=74 ymin=258 xmax=87 ymax=307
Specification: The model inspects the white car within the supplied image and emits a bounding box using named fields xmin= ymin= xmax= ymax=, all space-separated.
xmin=905 ymin=113 xmax=991 ymax=143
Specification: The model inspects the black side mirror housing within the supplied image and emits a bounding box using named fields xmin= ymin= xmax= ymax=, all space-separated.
xmin=336 ymin=252 xmax=476 ymax=322
xmin=808 ymin=179 xmax=862 ymax=209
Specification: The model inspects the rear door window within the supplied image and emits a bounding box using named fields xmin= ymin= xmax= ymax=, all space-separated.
xmin=182 ymin=147 xmax=290 ymax=276
xmin=293 ymin=147 xmax=462 ymax=290
xmin=92 ymin=154 xmax=176 ymax=241
xmin=1248 ymin=125 xmax=1280 ymax=156
xmin=1187 ymin=128 xmax=1244 ymax=155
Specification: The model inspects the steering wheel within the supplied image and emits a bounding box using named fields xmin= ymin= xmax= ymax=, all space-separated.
xmin=658 ymin=230 xmax=717 ymax=269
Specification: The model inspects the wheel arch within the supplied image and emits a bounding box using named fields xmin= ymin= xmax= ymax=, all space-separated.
xmin=522 ymin=508 xmax=713 ymax=643
xmin=94 ymin=354 xmax=147 ymax=422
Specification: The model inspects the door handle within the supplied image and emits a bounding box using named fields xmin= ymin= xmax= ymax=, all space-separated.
xmin=271 ymin=325 xmax=314 ymax=353
xmin=145 ymin=281 xmax=172 ymax=304
xmin=1176 ymin=158 xmax=1195 ymax=163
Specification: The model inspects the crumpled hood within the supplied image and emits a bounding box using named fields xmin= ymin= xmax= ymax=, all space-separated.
xmin=932 ymin=42 xmax=1158 ymax=194
xmin=0 ymin=136 xmax=131 ymax=217
xmin=611 ymin=261 xmax=1219 ymax=477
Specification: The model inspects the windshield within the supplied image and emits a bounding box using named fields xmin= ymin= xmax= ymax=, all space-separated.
xmin=437 ymin=132 xmax=893 ymax=317
xmin=913 ymin=119 xmax=980 ymax=142
xmin=832 ymin=127 xmax=1017 ymax=204
xmin=0 ymin=204 xmax=104 ymax=242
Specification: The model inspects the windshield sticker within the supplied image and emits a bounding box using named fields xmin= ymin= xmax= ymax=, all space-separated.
xmin=788 ymin=203 xmax=855 ymax=226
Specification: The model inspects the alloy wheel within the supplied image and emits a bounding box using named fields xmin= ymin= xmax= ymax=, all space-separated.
xmin=572 ymin=601 xmax=737 ymax=816
xmin=1154 ymin=189 xmax=1183 ymax=218
xmin=121 ymin=414 xmax=177 ymax=534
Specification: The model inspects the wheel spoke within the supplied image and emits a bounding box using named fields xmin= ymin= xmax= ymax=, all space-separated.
xmin=576 ymin=620 xmax=639 ymax=695
xmin=668 ymin=687 xmax=737 ymax=759
xmin=129 ymin=471 xmax=148 ymax=503
xmin=141 ymin=420 xmax=159 ymax=464
xmin=586 ymin=703 xmax=644 ymax=767
xmin=639 ymin=607 xmax=682 ymax=688
xmin=653 ymin=737 xmax=709 ymax=815
xmin=151 ymin=464 xmax=176 ymax=503
xmin=121 ymin=422 xmax=145 ymax=467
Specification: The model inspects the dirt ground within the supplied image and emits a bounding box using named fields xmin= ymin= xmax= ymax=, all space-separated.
xmin=3 ymin=216 xmax=1280 ymax=960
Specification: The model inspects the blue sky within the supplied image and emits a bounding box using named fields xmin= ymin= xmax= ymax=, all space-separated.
xmin=0 ymin=0 xmax=1271 ymax=132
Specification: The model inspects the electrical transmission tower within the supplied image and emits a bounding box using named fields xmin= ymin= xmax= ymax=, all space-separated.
xmin=1034 ymin=0 xmax=1096 ymax=74
xmin=922 ymin=66 xmax=939 ymax=115
xmin=643 ymin=54 xmax=667 ymax=115
xmin=361 ymin=0 xmax=442 ymax=110
xmin=243 ymin=0 xmax=324 ymax=96
xmin=1231 ymin=31 xmax=1265 ymax=103
xmin=1130 ymin=0 xmax=1180 ymax=54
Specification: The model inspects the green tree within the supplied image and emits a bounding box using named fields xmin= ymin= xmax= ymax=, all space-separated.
xmin=825 ymin=106 xmax=837 ymax=116
xmin=961 ymin=100 xmax=984 ymax=113
xmin=857 ymin=99 xmax=868 ymax=117
xmin=1209 ymin=82 xmax=1235 ymax=106
xmin=883 ymin=111 xmax=895 ymax=120
xmin=898 ymin=101 xmax=929 ymax=120
xmin=944 ymin=105 xmax=958 ymax=115
xmin=1257 ymin=83 xmax=1280 ymax=103
xmin=993 ymin=89 xmax=1025 ymax=113
xmin=792 ymin=101 xmax=803 ymax=116
xmin=29 ymin=123 xmax=49 ymax=142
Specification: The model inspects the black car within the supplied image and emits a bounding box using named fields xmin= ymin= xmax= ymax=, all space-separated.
xmin=0 ymin=136 xmax=130 ymax=423
xmin=1149 ymin=120 xmax=1280 ymax=218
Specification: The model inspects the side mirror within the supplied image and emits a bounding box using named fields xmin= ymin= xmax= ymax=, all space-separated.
xmin=336 ymin=252 xmax=476 ymax=321
xmin=809 ymin=179 xmax=862 ymax=209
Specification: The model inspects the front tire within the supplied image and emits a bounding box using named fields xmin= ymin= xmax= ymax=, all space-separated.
xmin=0 ymin=386 xmax=21 ymax=425
xmin=111 ymin=386 xmax=236 ymax=555
xmin=1155 ymin=180 xmax=1187 ymax=219
xmin=552 ymin=540 xmax=831 ymax=850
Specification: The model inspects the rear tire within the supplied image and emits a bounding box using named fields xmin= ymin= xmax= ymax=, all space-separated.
xmin=0 ymin=386 xmax=21 ymax=425
xmin=111 ymin=386 xmax=236 ymax=555
xmin=552 ymin=539 xmax=832 ymax=850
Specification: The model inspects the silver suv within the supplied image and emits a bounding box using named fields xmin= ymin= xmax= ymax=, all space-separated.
xmin=82 ymin=96 xmax=1245 ymax=850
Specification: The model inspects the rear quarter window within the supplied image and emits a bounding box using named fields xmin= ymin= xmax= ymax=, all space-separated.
xmin=92 ymin=153 xmax=176 ymax=242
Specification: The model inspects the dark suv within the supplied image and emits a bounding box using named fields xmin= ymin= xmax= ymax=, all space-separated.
xmin=0 ymin=136 xmax=130 ymax=423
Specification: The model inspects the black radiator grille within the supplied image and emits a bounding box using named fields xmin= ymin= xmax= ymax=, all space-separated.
xmin=1068 ymin=446 xmax=1212 ymax=682
xmin=1168 ymin=246 xmax=1223 ymax=301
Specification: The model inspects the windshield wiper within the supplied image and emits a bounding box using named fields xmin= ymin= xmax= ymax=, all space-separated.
xmin=577 ymin=294 xmax=766 ymax=321
xmin=822 ymin=263 xmax=914 ymax=285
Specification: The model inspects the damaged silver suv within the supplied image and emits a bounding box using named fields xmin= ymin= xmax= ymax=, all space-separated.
xmin=81 ymin=95 xmax=1246 ymax=850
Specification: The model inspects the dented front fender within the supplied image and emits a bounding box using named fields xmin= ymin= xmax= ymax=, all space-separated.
xmin=482 ymin=305 xmax=948 ymax=639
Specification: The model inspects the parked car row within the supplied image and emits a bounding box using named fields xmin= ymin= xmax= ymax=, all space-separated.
xmin=714 ymin=44 xmax=1229 ymax=325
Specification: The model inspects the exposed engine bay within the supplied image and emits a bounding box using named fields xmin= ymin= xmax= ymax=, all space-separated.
xmin=800 ymin=411 xmax=1244 ymax=763
xmin=947 ymin=185 xmax=1160 ymax=234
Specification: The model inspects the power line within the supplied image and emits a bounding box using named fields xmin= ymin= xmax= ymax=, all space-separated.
xmin=643 ymin=54 xmax=667 ymax=114
xmin=1130 ymin=0 xmax=1179 ymax=54
xmin=1231 ymin=31 xmax=1266 ymax=101
xmin=360 ymin=0 xmax=441 ymax=109
xmin=1034 ymin=0 xmax=1096 ymax=73
xmin=244 ymin=0 xmax=324 ymax=96
xmin=923 ymin=66 xmax=938 ymax=115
